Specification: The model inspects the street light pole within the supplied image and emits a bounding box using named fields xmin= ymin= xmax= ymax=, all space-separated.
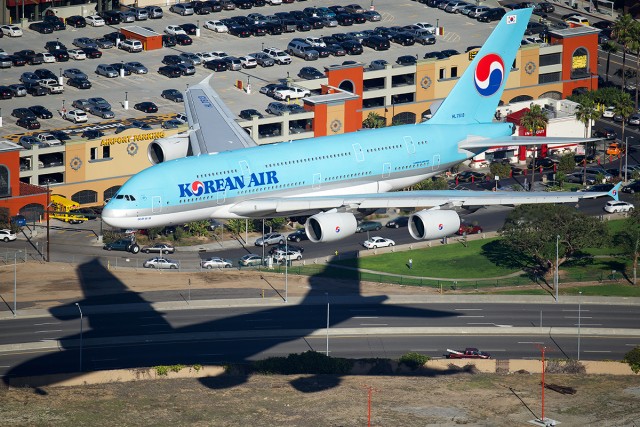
xmin=285 ymin=237 xmax=288 ymax=303
xmin=13 ymin=251 xmax=18 ymax=317
xmin=625 ymin=136 xmax=629 ymax=183
xmin=555 ymin=235 xmax=559 ymax=303
xmin=325 ymin=292 xmax=330 ymax=356
xmin=75 ymin=303 xmax=83 ymax=372
xmin=577 ymin=291 xmax=582 ymax=361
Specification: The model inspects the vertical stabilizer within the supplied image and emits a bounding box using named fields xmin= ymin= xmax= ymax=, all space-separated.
xmin=428 ymin=9 xmax=532 ymax=125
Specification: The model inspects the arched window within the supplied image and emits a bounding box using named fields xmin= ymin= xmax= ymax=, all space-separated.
xmin=539 ymin=91 xmax=562 ymax=100
xmin=509 ymin=95 xmax=534 ymax=103
xmin=72 ymin=190 xmax=98 ymax=205
xmin=0 ymin=165 xmax=9 ymax=197
xmin=571 ymin=47 xmax=589 ymax=79
xmin=392 ymin=112 xmax=417 ymax=125
xmin=104 ymin=186 xmax=121 ymax=202
xmin=338 ymin=80 xmax=354 ymax=93
xmin=20 ymin=203 xmax=44 ymax=222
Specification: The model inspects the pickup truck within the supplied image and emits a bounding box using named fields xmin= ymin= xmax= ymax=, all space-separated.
xmin=39 ymin=78 xmax=64 ymax=94
xmin=103 ymin=238 xmax=140 ymax=253
xmin=445 ymin=348 xmax=491 ymax=359
xmin=272 ymin=86 xmax=310 ymax=101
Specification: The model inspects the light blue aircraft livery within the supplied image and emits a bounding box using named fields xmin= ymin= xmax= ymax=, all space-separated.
xmin=102 ymin=8 xmax=619 ymax=243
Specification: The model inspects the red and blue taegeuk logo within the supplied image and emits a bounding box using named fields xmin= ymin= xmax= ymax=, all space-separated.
xmin=335 ymin=226 xmax=340 ymax=233
xmin=474 ymin=53 xmax=504 ymax=97
xmin=191 ymin=180 xmax=204 ymax=197
xmin=438 ymin=223 xmax=444 ymax=230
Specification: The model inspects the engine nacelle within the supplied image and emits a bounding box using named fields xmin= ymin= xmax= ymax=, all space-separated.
xmin=408 ymin=209 xmax=460 ymax=240
xmin=305 ymin=212 xmax=357 ymax=243
xmin=147 ymin=132 xmax=189 ymax=165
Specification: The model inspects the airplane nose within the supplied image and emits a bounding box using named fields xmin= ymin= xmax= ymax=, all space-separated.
xmin=101 ymin=206 xmax=124 ymax=228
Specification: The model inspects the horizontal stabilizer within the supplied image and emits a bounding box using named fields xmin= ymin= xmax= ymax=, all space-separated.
xmin=459 ymin=136 xmax=599 ymax=150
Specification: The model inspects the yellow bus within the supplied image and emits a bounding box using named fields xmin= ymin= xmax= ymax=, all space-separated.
xmin=49 ymin=194 xmax=88 ymax=224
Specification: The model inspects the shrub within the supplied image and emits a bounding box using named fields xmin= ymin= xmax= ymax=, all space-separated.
xmin=155 ymin=365 xmax=169 ymax=376
xmin=399 ymin=352 xmax=430 ymax=370
xmin=253 ymin=351 xmax=353 ymax=375
xmin=545 ymin=359 xmax=585 ymax=374
xmin=623 ymin=346 xmax=640 ymax=374
xmin=489 ymin=162 xmax=511 ymax=179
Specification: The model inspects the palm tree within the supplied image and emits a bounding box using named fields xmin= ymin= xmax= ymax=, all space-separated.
xmin=627 ymin=21 xmax=640 ymax=108
xmin=575 ymin=97 xmax=601 ymax=185
xmin=520 ymin=104 xmax=549 ymax=191
xmin=362 ymin=112 xmax=386 ymax=129
xmin=613 ymin=14 xmax=635 ymax=91
xmin=613 ymin=92 xmax=635 ymax=179
xmin=601 ymin=41 xmax=618 ymax=84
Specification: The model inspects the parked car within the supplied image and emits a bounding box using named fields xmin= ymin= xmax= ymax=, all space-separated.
xmin=95 ymin=64 xmax=118 ymax=77
xmin=457 ymin=224 xmax=483 ymax=235
xmin=201 ymin=257 xmax=233 ymax=269
xmin=143 ymin=257 xmax=180 ymax=269
xmin=0 ymin=229 xmax=17 ymax=242
xmin=103 ymin=238 xmax=139 ymax=253
xmin=287 ymin=229 xmax=308 ymax=242
xmin=362 ymin=236 xmax=395 ymax=249
xmin=239 ymin=109 xmax=264 ymax=119
xmin=134 ymin=102 xmax=158 ymax=113
xmin=124 ymin=61 xmax=148 ymax=74
xmin=255 ymin=232 xmax=285 ymax=246
xmin=356 ymin=221 xmax=382 ymax=233
xmin=238 ymin=254 xmax=263 ymax=266
xmin=141 ymin=243 xmax=175 ymax=254
xmin=161 ymin=89 xmax=183 ymax=102
xmin=85 ymin=15 xmax=106 ymax=27
xmin=385 ymin=217 xmax=409 ymax=228
xmin=28 ymin=105 xmax=53 ymax=119
xmin=604 ymin=201 xmax=634 ymax=213
xmin=63 ymin=109 xmax=88 ymax=123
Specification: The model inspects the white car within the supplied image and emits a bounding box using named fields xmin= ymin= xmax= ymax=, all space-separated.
xmin=415 ymin=22 xmax=436 ymax=34
xmin=0 ymin=229 xmax=17 ymax=242
xmin=143 ymin=257 xmax=180 ymax=269
xmin=604 ymin=201 xmax=634 ymax=213
xmin=266 ymin=0 xmax=282 ymax=4
xmin=68 ymin=49 xmax=87 ymax=60
xmin=602 ymin=106 xmax=615 ymax=118
xmin=164 ymin=25 xmax=186 ymax=35
xmin=201 ymin=257 xmax=233 ymax=269
xmin=272 ymin=249 xmax=302 ymax=263
xmin=196 ymin=51 xmax=215 ymax=62
xmin=304 ymin=37 xmax=326 ymax=48
xmin=37 ymin=52 xmax=55 ymax=63
xmin=363 ymin=236 xmax=395 ymax=249
xmin=239 ymin=56 xmax=257 ymax=68
xmin=1 ymin=25 xmax=23 ymax=37
xmin=64 ymin=109 xmax=88 ymax=123
xmin=210 ymin=50 xmax=229 ymax=59
xmin=203 ymin=20 xmax=228 ymax=32
xmin=37 ymin=133 xmax=63 ymax=146
xmin=85 ymin=15 xmax=105 ymax=27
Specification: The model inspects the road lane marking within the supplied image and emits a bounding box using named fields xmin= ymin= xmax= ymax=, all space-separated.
xmin=454 ymin=308 xmax=483 ymax=311
xmin=625 ymin=343 xmax=640 ymax=346
xmin=33 ymin=322 xmax=60 ymax=326
xmin=518 ymin=342 xmax=544 ymax=344
xmin=360 ymin=323 xmax=388 ymax=326
xmin=572 ymin=323 xmax=602 ymax=326
xmin=353 ymin=316 xmax=379 ymax=319
xmin=467 ymin=322 xmax=513 ymax=327
xmin=565 ymin=316 xmax=593 ymax=319
xmin=584 ymin=350 xmax=611 ymax=353
xmin=457 ymin=315 xmax=484 ymax=318
xmin=410 ymin=349 xmax=438 ymax=352
xmin=34 ymin=330 xmax=62 ymax=333
xmin=562 ymin=309 xmax=590 ymax=312
xmin=349 ymin=309 xmax=376 ymax=312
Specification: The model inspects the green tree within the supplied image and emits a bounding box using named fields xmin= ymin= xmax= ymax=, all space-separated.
xmin=613 ymin=195 xmax=640 ymax=284
xmin=489 ymin=162 xmax=511 ymax=179
xmin=362 ymin=112 xmax=386 ymax=129
xmin=575 ymin=97 xmax=601 ymax=185
xmin=186 ymin=220 xmax=210 ymax=237
xmin=226 ymin=219 xmax=254 ymax=235
xmin=413 ymin=176 xmax=448 ymax=190
xmin=614 ymin=14 xmax=635 ymax=91
xmin=499 ymin=204 xmax=608 ymax=279
xmin=627 ymin=20 xmax=640 ymax=108
xmin=601 ymin=41 xmax=618 ymax=84
xmin=264 ymin=217 xmax=286 ymax=232
xmin=558 ymin=153 xmax=576 ymax=175
xmin=147 ymin=227 xmax=162 ymax=240
xmin=520 ymin=105 xmax=549 ymax=191
xmin=613 ymin=92 xmax=635 ymax=177
xmin=623 ymin=346 xmax=640 ymax=374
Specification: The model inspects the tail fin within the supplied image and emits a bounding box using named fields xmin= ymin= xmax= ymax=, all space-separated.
xmin=608 ymin=182 xmax=621 ymax=201
xmin=428 ymin=9 xmax=532 ymax=125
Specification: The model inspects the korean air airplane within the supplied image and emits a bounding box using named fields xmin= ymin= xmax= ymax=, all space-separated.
xmin=102 ymin=9 xmax=619 ymax=243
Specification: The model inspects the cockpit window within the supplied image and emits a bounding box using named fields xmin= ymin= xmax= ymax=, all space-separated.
xmin=115 ymin=194 xmax=136 ymax=201
xmin=116 ymin=195 xmax=124 ymax=199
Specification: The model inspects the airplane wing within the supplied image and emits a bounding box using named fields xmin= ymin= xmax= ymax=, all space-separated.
xmin=183 ymin=75 xmax=257 ymax=155
xmin=228 ymin=186 xmax=619 ymax=217
xmin=459 ymin=136 xmax=598 ymax=150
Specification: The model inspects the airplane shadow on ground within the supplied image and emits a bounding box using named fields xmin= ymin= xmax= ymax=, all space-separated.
xmin=5 ymin=257 xmax=463 ymax=392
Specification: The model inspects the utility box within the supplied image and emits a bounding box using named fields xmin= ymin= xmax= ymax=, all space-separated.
xmin=120 ymin=26 xmax=163 ymax=51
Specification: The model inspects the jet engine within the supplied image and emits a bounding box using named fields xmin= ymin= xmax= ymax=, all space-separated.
xmin=147 ymin=132 xmax=190 ymax=165
xmin=408 ymin=209 xmax=460 ymax=240
xmin=305 ymin=212 xmax=357 ymax=243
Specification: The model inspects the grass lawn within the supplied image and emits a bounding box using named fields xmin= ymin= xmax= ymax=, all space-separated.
xmin=331 ymin=237 xmax=519 ymax=279
xmin=493 ymin=284 xmax=640 ymax=297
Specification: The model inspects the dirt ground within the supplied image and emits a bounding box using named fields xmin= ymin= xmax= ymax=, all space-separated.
xmin=1 ymin=372 xmax=639 ymax=426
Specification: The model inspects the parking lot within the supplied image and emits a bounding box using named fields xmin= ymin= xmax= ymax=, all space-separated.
xmin=0 ymin=0 xmax=499 ymax=137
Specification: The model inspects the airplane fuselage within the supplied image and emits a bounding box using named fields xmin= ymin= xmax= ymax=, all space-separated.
xmin=102 ymin=121 xmax=513 ymax=229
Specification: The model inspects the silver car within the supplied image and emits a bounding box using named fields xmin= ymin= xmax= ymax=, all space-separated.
xmin=95 ymin=64 xmax=118 ymax=78
xmin=201 ymin=257 xmax=233 ymax=269
xmin=143 ymin=257 xmax=180 ymax=269
xmin=9 ymin=84 xmax=27 ymax=97
xmin=178 ymin=52 xmax=201 ymax=66
xmin=250 ymin=52 xmax=275 ymax=67
xmin=254 ymin=232 xmax=285 ymax=246
xmin=125 ymin=61 xmax=148 ymax=74
xmin=89 ymin=104 xmax=115 ymax=119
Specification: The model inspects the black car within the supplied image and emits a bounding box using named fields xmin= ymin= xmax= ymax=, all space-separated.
xmin=81 ymin=129 xmax=105 ymax=140
xmin=28 ymin=105 xmax=53 ymax=119
xmin=161 ymin=89 xmax=183 ymax=102
xmin=325 ymin=44 xmax=347 ymax=56
xmin=45 ymin=40 xmax=67 ymax=52
xmin=162 ymin=55 xmax=183 ymax=65
xmin=175 ymin=34 xmax=193 ymax=45
xmin=49 ymin=130 xmax=71 ymax=141
xmin=263 ymin=22 xmax=283 ymax=35
xmin=239 ymin=109 xmax=264 ymax=120
xmin=24 ymin=83 xmax=47 ymax=96
xmin=17 ymin=117 xmax=41 ymax=129
xmin=50 ymin=49 xmax=69 ymax=62
xmin=68 ymin=77 xmax=92 ymax=89
xmin=99 ymin=11 xmax=121 ymax=25
xmin=228 ymin=25 xmax=251 ymax=37
xmin=287 ymin=229 xmax=308 ymax=242
xmin=180 ymin=23 xmax=198 ymax=35
xmin=396 ymin=55 xmax=417 ymax=66
xmin=593 ymin=128 xmax=617 ymax=140
xmin=162 ymin=34 xmax=177 ymax=47
xmin=298 ymin=66 xmax=324 ymax=79
xmin=340 ymin=40 xmax=363 ymax=55
xmin=12 ymin=108 xmax=37 ymax=119
xmin=192 ymin=1 xmax=212 ymax=14
xmin=8 ymin=55 xmax=27 ymax=66
xmin=525 ymin=21 xmax=548 ymax=36
xmin=350 ymin=13 xmax=367 ymax=24
xmin=104 ymin=32 xmax=127 ymax=44
xmin=0 ymin=86 xmax=12 ymax=100
xmin=43 ymin=15 xmax=66 ymax=31
xmin=158 ymin=65 xmax=182 ymax=78
xmin=622 ymin=181 xmax=640 ymax=194
xmin=82 ymin=47 xmax=102 ymax=59
xmin=248 ymin=24 xmax=267 ymax=36
xmin=441 ymin=49 xmax=460 ymax=58
xmin=529 ymin=158 xmax=558 ymax=169
xmin=111 ymin=62 xmax=132 ymax=76
xmin=592 ymin=20 xmax=615 ymax=30
xmin=233 ymin=0 xmax=253 ymax=9
xmin=295 ymin=20 xmax=312 ymax=31
xmin=34 ymin=68 xmax=58 ymax=81
xmin=29 ymin=22 xmax=54 ymax=34
xmin=385 ymin=217 xmax=409 ymax=228
xmin=362 ymin=35 xmax=390 ymax=51
xmin=477 ymin=8 xmax=506 ymax=22
xmin=134 ymin=102 xmax=158 ymax=113
xmin=391 ymin=32 xmax=415 ymax=46
xmin=306 ymin=16 xmax=325 ymax=29
xmin=207 ymin=0 xmax=222 ymax=12
xmin=336 ymin=13 xmax=354 ymax=26
xmin=14 ymin=50 xmax=43 ymax=65
xmin=538 ymin=2 xmax=554 ymax=13
xmin=67 ymin=15 xmax=87 ymax=28
xmin=203 ymin=59 xmax=228 ymax=71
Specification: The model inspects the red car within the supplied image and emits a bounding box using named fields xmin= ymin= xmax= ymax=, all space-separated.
xmin=456 ymin=224 xmax=483 ymax=235
xmin=446 ymin=348 xmax=491 ymax=359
